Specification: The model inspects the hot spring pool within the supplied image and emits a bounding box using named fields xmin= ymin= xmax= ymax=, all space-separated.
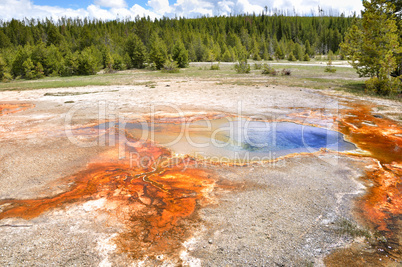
xmin=79 ymin=117 xmax=356 ymax=161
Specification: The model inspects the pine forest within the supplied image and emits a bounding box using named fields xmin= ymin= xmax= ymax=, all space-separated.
xmin=0 ymin=14 xmax=357 ymax=80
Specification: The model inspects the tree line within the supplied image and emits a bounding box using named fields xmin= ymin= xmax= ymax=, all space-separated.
xmin=0 ymin=14 xmax=355 ymax=80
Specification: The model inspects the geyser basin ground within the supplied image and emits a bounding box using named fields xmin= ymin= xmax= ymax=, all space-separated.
xmin=0 ymin=80 xmax=401 ymax=266
xmin=78 ymin=118 xmax=356 ymax=162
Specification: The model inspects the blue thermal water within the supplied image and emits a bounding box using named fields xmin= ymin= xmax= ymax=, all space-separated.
xmin=225 ymin=120 xmax=355 ymax=154
xmin=80 ymin=118 xmax=356 ymax=160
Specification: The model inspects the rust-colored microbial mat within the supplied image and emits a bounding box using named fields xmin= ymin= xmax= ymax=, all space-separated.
xmin=0 ymin=137 xmax=218 ymax=261
xmin=326 ymin=101 xmax=402 ymax=266
xmin=0 ymin=103 xmax=33 ymax=116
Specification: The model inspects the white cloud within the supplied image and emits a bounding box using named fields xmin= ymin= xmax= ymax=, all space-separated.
xmin=108 ymin=7 xmax=135 ymax=18
xmin=319 ymin=0 xmax=363 ymax=15
xmin=0 ymin=0 xmax=159 ymax=20
xmin=147 ymin=0 xmax=172 ymax=15
xmin=87 ymin=4 xmax=116 ymax=20
xmin=215 ymin=0 xmax=234 ymax=15
xmin=173 ymin=0 xmax=214 ymax=17
xmin=94 ymin=0 xmax=127 ymax=8
xmin=0 ymin=0 xmax=364 ymax=21
xmin=129 ymin=4 xmax=160 ymax=19
xmin=234 ymin=0 xmax=264 ymax=14
xmin=257 ymin=0 xmax=363 ymax=16
xmin=0 ymin=0 xmax=87 ymax=20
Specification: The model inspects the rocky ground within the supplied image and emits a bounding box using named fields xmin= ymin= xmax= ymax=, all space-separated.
xmin=0 ymin=79 xmax=400 ymax=266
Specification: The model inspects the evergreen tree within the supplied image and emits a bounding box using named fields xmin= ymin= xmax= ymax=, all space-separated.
xmin=235 ymin=43 xmax=248 ymax=61
xmin=60 ymin=51 xmax=79 ymax=76
xmin=221 ymin=48 xmax=233 ymax=62
xmin=327 ymin=50 xmax=335 ymax=62
xmin=124 ymin=34 xmax=147 ymax=69
xmin=35 ymin=62 xmax=45 ymax=78
xmin=288 ymin=51 xmax=296 ymax=61
xmin=46 ymin=45 xmax=63 ymax=76
xmin=79 ymin=27 xmax=95 ymax=50
xmin=341 ymin=0 xmax=401 ymax=80
xmin=0 ymin=31 xmax=11 ymax=49
xmin=77 ymin=48 xmax=99 ymax=75
xmin=251 ymin=36 xmax=261 ymax=60
xmin=325 ymin=50 xmax=336 ymax=72
xmin=187 ymin=43 xmax=197 ymax=62
xmin=205 ymin=49 xmax=216 ymax=62
xmin=172 ymin=41 xmax=189 ymax=68
xmin=123 ymin=53 xmax=132 ymax=69
xmin=193 ymin=36 xmax=206 ymax=62
xmin=0 ymin=14 xmax=357 ymax=80
xmin=22 ymin=58 xmax=38 ymax=79
xmin=0 ymin=56 xmax=7 ymax=80
xmin=293 ymin=43 xmax=303 ymax=60
xmin=46 ymin=24 xmax=63 ymax=46
xmin=149 ymin=33 xmax=167 ymax=70
xmin=11 ymin=47 xmax=29 ymax=78
xmin=262 ymin=43 xmax=269 ymax=60
xmin=275 ymin=40 xmax=285 ymax=60
xmin=112 ymin=53 xmax=125 ymax=70
xmin=104 ymin=51 xmax=114 ymax=71
xmin=212 ymin=42 xmax=221 ymax=61
xmin=31 ymin=43 xmax=48 ymax=74
xmin=304 ymin=40 xmax=314 ymax=56
xmin=386 ymin=0 xmax=402 ymax=76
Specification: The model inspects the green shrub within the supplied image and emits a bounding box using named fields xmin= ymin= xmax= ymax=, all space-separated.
xmin=234 ymin=61 xmax=250 ymax=73
xmin=2 ymin=72 xmax=12 ymax=81
xmin=161 ymin=61 xmax=180 ymax=73
xmin=325 ymin=66 xmax=337 ymax=73
xmin=303 ymin=54 xmax=310 ymax=61
xmin=325 ymin=51 xmax=336 ymax=73
xmin=210 ymin=63 xmax=220 ymax=70
xmin=254 ymin=63 xmax=262 ymax=70
xmin=365 ymin=77 xmax=402 ymax=96
xmin=261 ymin=64 xmax=277 ymax=75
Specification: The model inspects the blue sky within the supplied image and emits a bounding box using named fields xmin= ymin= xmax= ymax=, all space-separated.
xmin=0 ymin=0 xmax=364 ymax=20
xmin=32 ymin=0 xmax=149 ymax=9
xmin=33 ymin=0 xmax=95 ymax=9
